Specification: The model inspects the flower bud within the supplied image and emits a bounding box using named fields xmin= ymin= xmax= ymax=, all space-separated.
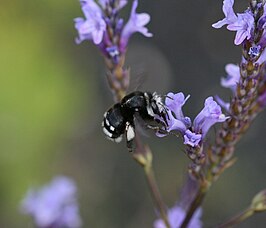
xmin=251 ymin=189 xmax=266 ymax=212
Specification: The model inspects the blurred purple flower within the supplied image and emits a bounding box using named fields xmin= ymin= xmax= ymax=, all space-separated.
xmin=74 ymin=0 xmax=106 ymax=44
xmin=256 ymin=4 xmax=266 ymax=48
xmin=258 ymin=3 xmax=266 ymax=28
xmin=120 ymin=0 xmax=152 ymax=52
xmin=215 ymin=95 xmax=230 ymax=113
xmin=258 ymin=90 xmax=266 ymax=107
xmin=193 ymin=97 xmax=228 ymax=137
xmin=221 ymin=63 xmax=240 ymax=92
xmin=154 ymin=205 xmax=202 ymax=228
xmin=21 ymin=176 xmax=81 ymax=228
xmin=212 ymin=0 xmax=254 ymax=45
xmin=256 ymin=48 xmax=266 ymax=65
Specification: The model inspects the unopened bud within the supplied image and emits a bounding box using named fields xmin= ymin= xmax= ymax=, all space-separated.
xmin=251 ymin=189 xmax=266 ymax=212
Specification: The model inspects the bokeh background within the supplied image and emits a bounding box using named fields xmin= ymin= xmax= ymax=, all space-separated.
xmin=0 ymin=0 xmax=266 ymax=227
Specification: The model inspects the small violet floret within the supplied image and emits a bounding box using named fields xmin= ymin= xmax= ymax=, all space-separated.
xmin=74 ymin=0 xmax=106 ymax=45
xmin=153 ymin=205 xmax=202 ymax=228
xmin=120 ymin=0 xmax=152 ymax=52
xmin=248 ymin=45 xmax=261 ymax=59
xmin=21 ymin=176 xmax=82 ymax=228
xmin=184 ymin=130 xmax=202 ymax=147
xmin=212 ymin=0 xmax=254 ymax=45
xmin=193 ymin=97 xmax=228 ymax=137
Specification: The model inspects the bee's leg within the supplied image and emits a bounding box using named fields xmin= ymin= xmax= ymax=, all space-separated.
xmin=125 ymin=122 xmax=135 ymax=152
xmin=146 ymin=124 xmax=168 ymax=134
xmin=146 ymin=124 xmax=179 ymax=137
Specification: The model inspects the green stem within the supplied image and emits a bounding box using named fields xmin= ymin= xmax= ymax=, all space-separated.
xmin=144 ymin=165 xmax=170 ymax=228
xmin=180 ymin=186 xmax=207 ymax=228
xmin=217 ymin=207 xmax=254 ymax=228
xmin=133 ymin=135 xmax=170 ymax=228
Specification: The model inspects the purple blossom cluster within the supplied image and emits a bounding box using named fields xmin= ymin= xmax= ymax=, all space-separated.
xmin=212 ymin=0 xmax=255 ymax=45
xmin=158 ymin=93 xmax=227 ymax=147
xmin=153 ymin=205 xmax=202 ymax=228
xmin=74 ymin=0 xmax=152 ymax=59
xmin=212 ymin=0 xmax=266 ymax=49
xmin=21 ymin=176 xmax=81 ymax=228
xmin=212 ymin=0 xmax=266 ymax=110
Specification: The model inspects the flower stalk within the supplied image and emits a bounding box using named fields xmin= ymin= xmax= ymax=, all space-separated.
xmin=133 ymin=136 xmax=170 ymax=228
xmin=218 ymin=189 xmax=266 ymax=227
xmin=75 ymin=1 xmax=169 ymax=226
xmin=179 ymin=1 xmax=266 ymax=226
xmin=218 ymin=207 xmax=254 ymax=228
xmin=180 ymin=187 xmax=206 ymax=228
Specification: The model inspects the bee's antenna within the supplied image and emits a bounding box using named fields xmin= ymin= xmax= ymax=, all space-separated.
xmin=162 ymin=95 xmax=173 ymax=100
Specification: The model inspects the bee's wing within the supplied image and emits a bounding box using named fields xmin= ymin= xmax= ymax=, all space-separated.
xmin=132 ymin=114 xmax=151 ymax=137
xmin=127 ymin=69 xmax=147 ymax=92
xmin=133 ymin=113 xmax=166 ymax=138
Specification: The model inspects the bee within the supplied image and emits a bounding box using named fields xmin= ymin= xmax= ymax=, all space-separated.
xmin=102 ymin=91 xmax=169 ymax=151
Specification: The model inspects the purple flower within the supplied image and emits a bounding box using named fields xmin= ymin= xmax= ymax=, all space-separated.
xmin=153 ymin=205 xmax=202 ymax=228
xmin=258 ymin=5 xmax=266 ymax=49
xmin=184 ymin=130 xmax=202 ymax=147
xmin=165 ymin=92 xmax=190 ymax=120
xmin=258 ymin=3 xmax=266 ymax=30
xmin=167 ymin=111 xmax=188 ymax=132
xmin=21 ymin=176 xmax=81 ymax=228
xmin=212 ymin=0 xmax=237 ymax=28
xmin=221 ymin=63 xmax=240 ymax=92
xmin=212 ymin=0 xmax=254 ymax=45
xmin=215 ymin=95 xmax=230 ymax=113
xmin=193 ymin=97 xmax=228 ymax=137
xmin=165 ymin=92 xmax=191 ymax=128
xmin=74 ymin=0 xmax=106 ymax=45
xmin=227 ymin=12 xmax=254 ymax=45
xmin=120 ymin=0 xmax=152 ymax=52
xmin=158 ymin=93 xmax=227 ymax=146
xmin=157 ymin=92 xmax=191 ymax=137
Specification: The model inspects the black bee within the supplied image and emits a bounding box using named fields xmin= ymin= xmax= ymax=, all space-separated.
xmin=102 ymin=91 xmax=169 ymax=151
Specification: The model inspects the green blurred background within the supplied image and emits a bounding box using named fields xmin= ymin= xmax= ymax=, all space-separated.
xmin=0 ymin=0 xmax=265 ymax=227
